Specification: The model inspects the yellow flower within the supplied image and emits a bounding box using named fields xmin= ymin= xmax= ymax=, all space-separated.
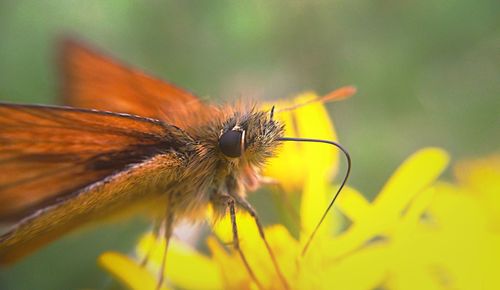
xmin=331 ymin=153 xmax=500 ymax=290
xmin=97 ymin=91 xmax=500 ymax=290
xmin=99 ymin=147 xmax=450 ymax=290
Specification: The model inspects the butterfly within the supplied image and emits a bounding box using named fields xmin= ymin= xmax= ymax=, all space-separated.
xmin=0 ymin=39 xmax=353 ymax=289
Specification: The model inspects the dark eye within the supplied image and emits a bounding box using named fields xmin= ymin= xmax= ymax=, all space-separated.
xmin=218 ymin=130 xmax=244 ymax=158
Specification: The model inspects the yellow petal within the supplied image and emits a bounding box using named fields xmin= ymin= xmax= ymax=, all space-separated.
xmin=98 ymin=251 xmax=171 ymax=290
xmin=206 ymin=237 xmax=248 ymax=288
xmin=428 ymin=182 xmax=488 ymax=232
xmin=300 ymin=172 xmax=333 ymax=242
xmin=321 ymin=244 xmax=387 ymax=290
xmin=402 ymin=186 xmax=436 ymax=224
xmin=293 ymin=93 xmax=338 ymax=179
xmin=455 ymin=154 xmax=500 ymax=197
xmin=136 ymin=233 xmax=223 ymax=290
xmin=335 ymin=186 xmax=370 ymax=222
xmin=211 ymin=210 xmax=277 ymax=282
xmin=386 ymin=266 xmax=444 ymax=290
xmin=264 ymin=92 xmax=338 ymax=192
xmin=374 ymin=147 xmax=450 ymax=216
xmin=208 ymin=225 xmax=299 ymax=290
xmin=211 ymin=210 xmax=260 ymax=246
xmin=288 ymin=94 xmax=342 ymax=243
xmin=454 ymin=154 xmax=500 ymax=230
xmin=320 ymin=149 xmax=449 ymax=259
xmin=263 ymin=107 xmax=304 ymax=191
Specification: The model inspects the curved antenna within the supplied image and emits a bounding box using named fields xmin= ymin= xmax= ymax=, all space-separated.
xmin=277 ymin=137 xmax=351 ymax=256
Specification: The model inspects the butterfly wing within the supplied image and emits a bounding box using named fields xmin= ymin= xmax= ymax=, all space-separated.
xmin=60 ymin=39 xmax=217 ymax=131
xmin=0 ymin=103 xmax=190 ymax=263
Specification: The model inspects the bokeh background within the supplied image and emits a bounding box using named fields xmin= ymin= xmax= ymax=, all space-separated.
xmin=0 ymin=1 xmax=498 ymax=289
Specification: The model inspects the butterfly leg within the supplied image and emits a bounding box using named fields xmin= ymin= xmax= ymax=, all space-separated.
xmin=231 ymin=195 xmax=290 ymax=290
xmin=227 ymin=198 xmax=264 ymax=290
xmin=156 ymin=210 xmax=174 ymax=290
xmin=140 ymin=218 xmax=162 ymax=267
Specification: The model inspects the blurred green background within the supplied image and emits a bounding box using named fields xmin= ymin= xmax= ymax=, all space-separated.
xmin=0 ymin=1 xmax=498 ymax=289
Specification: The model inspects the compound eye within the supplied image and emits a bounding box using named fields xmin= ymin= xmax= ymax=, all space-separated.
xmin=218 ymin=130 xmax=244 ymax=158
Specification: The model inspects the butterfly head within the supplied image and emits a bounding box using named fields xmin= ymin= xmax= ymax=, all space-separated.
xmin=217 ymin=106 xmax=284 ymax=165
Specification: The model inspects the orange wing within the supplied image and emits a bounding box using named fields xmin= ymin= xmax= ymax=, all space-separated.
xmin=0 ymin=103 xmax=188 ymax=222
xmin=60 ymin=39 xmax=217 ymax=131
